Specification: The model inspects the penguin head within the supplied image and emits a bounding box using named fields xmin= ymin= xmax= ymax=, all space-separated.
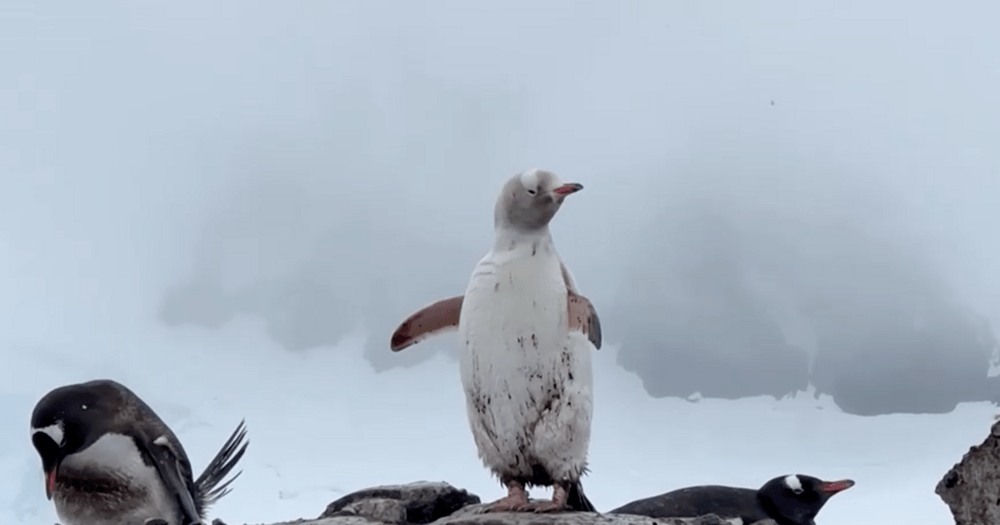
xmin=495 ymin=169 xmax=584 ymax=233
xmin=30 ymin=380 xmax=123 ymax=499
xmin=758 ymin=474 xmax=855 ymax=525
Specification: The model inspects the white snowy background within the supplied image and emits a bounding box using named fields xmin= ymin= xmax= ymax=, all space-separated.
xmin=2 ymin=1 xmax=999 ymax=524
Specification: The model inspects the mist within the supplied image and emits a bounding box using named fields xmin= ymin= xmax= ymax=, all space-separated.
xmin=3 ymin=0 xmax=999 ymax=423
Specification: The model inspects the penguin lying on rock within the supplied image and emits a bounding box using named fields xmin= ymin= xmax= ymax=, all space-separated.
xmin=610 ymin=474 xmax=854 ymax=525
xmin=30 ymin=379 xmax=248 ymax=525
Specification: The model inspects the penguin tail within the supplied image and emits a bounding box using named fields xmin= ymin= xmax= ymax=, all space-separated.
xmin=194 ymin=419 xmax=249 ymax=512
xmin=567 ymin=481 xmax=598 ymax=513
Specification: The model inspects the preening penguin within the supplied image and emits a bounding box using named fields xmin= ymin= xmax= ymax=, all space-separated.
xmin=391 ymin=168 xmax=601 ymax=513
xmin=30 ymin=379 xmax=249 ymax=525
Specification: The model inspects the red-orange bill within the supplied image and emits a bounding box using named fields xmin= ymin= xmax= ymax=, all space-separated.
xmin=46 ymin=470 xmax=57 ymax=499
xmin=817 ymin=479 xmax=855 ymax=494
xmin=552 ymin=183 xmax=584 ymax=196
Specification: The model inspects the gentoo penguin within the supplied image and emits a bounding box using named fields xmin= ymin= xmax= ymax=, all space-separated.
xmin=30 ymin=379 xmax=249 ymax=525
xmin=610 ymin=474 xmax=855 ymax=525
xmin=390 ymin=169 xmax=602 ymax=513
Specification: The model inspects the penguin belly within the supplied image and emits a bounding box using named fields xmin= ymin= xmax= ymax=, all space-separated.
xmin=458 ymin=246 xmax=594 ymax=485
xmin=53 ymin=433 xmax=181 ymax=525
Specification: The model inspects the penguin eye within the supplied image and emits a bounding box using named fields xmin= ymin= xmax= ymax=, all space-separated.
xmin=527 ymin=188 xmax=537 ymax=195
xmin=791 ymin=487 xmax=803 ymax=495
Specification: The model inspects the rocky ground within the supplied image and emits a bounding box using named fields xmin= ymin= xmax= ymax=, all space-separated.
xmin=936 ymin=418 xmax=1000 ymax=524
xmin=209 ymin=481 xmax=771 ymax=525
xmin=204 ymin=415 xmax=1000 ymax=525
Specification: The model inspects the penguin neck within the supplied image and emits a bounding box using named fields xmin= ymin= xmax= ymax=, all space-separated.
xmin=757 ymin=492 xmax=814 ymax=525
xmin=493 ymin=225 xmax=554 ymax=253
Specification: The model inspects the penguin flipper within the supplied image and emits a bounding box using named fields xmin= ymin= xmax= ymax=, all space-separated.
xmin=567 ymin=292 xmax=602 ymax=350
xmin=194 ymin=419 xmax=249 ymax=512
xmin=390 ymin=295 xmax=464 ymax=351
xmin=142 ymin=436 xmax=204 ymax=525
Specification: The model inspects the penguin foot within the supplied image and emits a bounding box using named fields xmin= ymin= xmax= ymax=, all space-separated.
xmin=487 ymin=483 xmax=530 ymax=512
xmin=530 ymin=483 xmax=570 ymax=513
xmin=529 ymin=500 xmax=569 ymax=513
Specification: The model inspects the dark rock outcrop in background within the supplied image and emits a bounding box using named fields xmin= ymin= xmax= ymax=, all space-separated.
xmin=811 ymin=304 xmax=999 ymax=416
xmin=613 ymin=210 xmax=810 ymax=401
xmin=611 ymin=173 xmax=1000 ymax=416
xmin=156 ymin=173 xmax=475 ymax=371
xmin=210 ymin=481 xmax=775 ymax=525
xmin=936 ymin=418 xmax=1000 ymax=524
xmin=158 ymin=166 xmax=1000 ymax=417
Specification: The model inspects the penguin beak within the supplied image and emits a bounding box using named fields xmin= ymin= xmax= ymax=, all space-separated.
xmin=816 ymin=479 xmax=855 ymax=494
xmin=45 ymin=466 xmax=58 ymax=499
xmin=32 ymin=431 xmax=62 ymax=500
xmin=552 ymin=183 xmax=584 ymax=196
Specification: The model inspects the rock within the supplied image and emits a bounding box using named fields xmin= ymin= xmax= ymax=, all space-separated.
xmin=340 ymin=498 xmax=408 ymax=524
xmin=241 ymin=519 xmax=385 ymax=525
xmin=436 ymin=506 xmax=769 ymax=525
xmin=936 ymin=419 xmax=1000 ymax=524
xmin=320 ymin=481 xmax=481 ymax=524
xmin=212 ymin=481 xmax=778 ymax=525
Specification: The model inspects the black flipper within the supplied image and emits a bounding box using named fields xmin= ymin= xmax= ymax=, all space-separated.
xmin=567 ymin=481 xmax=598 ymax=513
xmin=142 ymin=436 xmax=205 ymax=525
xmin=193 ymin=419 xmax=249 ymax=514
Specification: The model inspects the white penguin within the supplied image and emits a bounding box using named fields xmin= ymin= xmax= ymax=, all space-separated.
xmin=391 ymin=168 xmax=601 ymax=513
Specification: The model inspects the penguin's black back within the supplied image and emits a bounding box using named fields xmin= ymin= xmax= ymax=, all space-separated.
xmin=610 ymin=485 xmax=766 ymax=522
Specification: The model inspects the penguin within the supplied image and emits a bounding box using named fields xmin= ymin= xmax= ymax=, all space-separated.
xmin=30 ymin=379 xmax=249 ymax=525
xmin=610 ymin=474 xmax=854 ymax=525
xmin=390 ymin=169 xmax=601 ymax=513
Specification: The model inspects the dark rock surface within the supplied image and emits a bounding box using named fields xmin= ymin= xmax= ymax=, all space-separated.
xmin=211 ymin=481 xmax=779 ymax=525
xmin=320 ymin=482 xmax=481 ymax=524
xmin=936 ymin=418 xmax=1000 ymax=524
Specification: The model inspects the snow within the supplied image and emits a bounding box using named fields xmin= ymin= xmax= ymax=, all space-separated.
xmin=0 ymin=318 xmax=991 ymax=525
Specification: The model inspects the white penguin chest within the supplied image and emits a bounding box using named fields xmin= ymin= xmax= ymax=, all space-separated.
xmin=460 ymin=244 xmax=569 ymax=361
xmin=54 ymin=433 xmax=179 ymax=525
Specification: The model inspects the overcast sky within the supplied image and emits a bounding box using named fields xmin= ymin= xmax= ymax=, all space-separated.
xmin=1 ymin=1 xmax=998 ymax=411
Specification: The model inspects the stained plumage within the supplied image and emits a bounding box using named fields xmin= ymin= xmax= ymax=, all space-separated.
xmin=30 ymin=379 xmax=248 ymax=525
xmin=610 ymin=474 xmax=855 ymax=525
xmin=391 ymin=168 xmax=601 ymax=513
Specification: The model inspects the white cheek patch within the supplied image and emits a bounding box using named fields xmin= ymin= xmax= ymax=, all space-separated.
xmin=32 ymin=422 xmax=64 ymax=446
xmin=785 ymin=474 xmax=803 ymax=492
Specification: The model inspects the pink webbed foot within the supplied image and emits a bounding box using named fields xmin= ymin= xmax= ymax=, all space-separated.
xmin=487 ymin=482 xmax=530 ymax=513
xmin=530 ymin=484 xmax=570 ymax=513
xmin=530 ymin=501 xmax=569 ymax=513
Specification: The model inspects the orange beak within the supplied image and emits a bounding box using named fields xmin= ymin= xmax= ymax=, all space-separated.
xmin=552 ymin=182 xmax=584 ymax=196
xmin=45 ymin=468 xmax=57 ymax=499
xmin=817 ymin=479 xmax=855 ymax=494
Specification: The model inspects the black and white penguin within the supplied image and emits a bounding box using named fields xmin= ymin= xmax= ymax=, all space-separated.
xmin=30 ymin=379 xmax=249 ymax=525
xmin=610 ymin=474 xmax=854 ymax=525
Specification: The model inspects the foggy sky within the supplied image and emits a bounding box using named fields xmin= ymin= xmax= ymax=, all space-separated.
xmin=3 ymin=1 xmax=1000 ymax=415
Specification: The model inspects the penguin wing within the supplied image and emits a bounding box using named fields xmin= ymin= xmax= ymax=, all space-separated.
xmin=143 ymin=436 xmax=204 ymax=525
xmin=193 ymin=420 xmax=249 ymax=512
xmin=390 ymin=295 xmax=464 ymax=351
xmin=568 ymin=291 xmax=602 ymax=350
xmin=561 ymin=260 xmax=601 ymax=349
xmin=559 ymin=258 xmax=582 ymax=294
